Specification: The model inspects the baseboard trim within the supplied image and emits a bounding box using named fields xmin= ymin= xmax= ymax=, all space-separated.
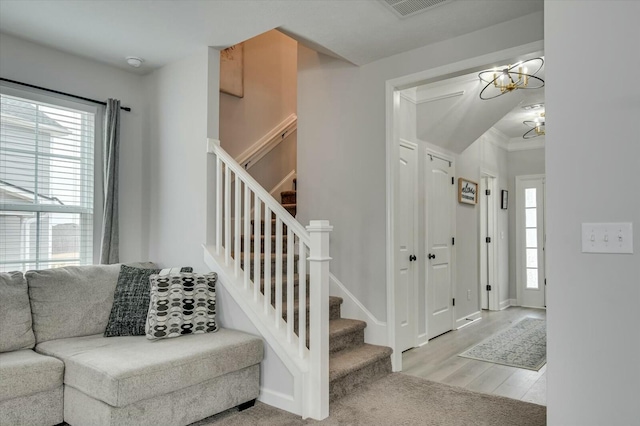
xmin=258 ymin=388 xmax=299 ymax=416
xmin=455 ymin=311 xmax=481 ymax=330
xmin=503 ymin=298 xmax=518 ymax=309
xmin=499 ymin=299 xmax=515 ymax=310
xmin=416 ymin=334 xmax=429 ymax=347
xmin=329 ymin=273 xmax=387 ymax=346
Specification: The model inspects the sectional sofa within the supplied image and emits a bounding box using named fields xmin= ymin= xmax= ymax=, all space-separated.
xmin=0 ymin=264 xmax=263 ymax=426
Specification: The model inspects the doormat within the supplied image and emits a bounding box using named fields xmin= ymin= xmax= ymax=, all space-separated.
xmin=459 ymin=317 xmax=546 ymax=371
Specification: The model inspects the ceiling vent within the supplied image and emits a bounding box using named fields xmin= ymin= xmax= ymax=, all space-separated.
xmin=381 ymin=0 xmax=453 ymax=19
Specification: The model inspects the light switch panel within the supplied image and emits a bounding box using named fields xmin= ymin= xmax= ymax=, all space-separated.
xmin=581 ymin=222 xmax=633 ymax=254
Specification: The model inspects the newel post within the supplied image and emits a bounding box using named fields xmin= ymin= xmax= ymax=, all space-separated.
xmin=306 ymin=220 xmax=332 ymax=420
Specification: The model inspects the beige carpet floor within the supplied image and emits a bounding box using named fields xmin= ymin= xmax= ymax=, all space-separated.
xmin=193 ymin=373 xmax=546 ymax=426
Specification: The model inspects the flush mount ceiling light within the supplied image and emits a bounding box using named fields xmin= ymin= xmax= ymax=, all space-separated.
xmin=523 ymin=112 xmax=545 ymax=139
xmin=478 ymin=57 xmax=545 ymax=100
xmin=522 ymin=103 xmax=544 ymax=111
xmin=126 ymin=56 xmax=144 ymax=68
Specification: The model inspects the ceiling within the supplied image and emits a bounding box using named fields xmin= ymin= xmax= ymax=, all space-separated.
xmin=0 ymin=0 xmax=542 ymax=73
xmin=405 ymin=57 xmax=545 ymax=153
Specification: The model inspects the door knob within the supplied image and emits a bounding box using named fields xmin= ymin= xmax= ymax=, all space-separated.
xmin=428 ymin=253 xmax=436 ymax=259
xmin=409 ymin=254 xmax=417 ymax=262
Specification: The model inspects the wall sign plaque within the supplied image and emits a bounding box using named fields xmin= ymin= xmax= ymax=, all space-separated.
xmin=458 ymin=178 xmax=478 ymax=205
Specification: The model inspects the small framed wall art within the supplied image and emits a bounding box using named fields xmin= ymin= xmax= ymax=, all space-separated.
xmin=501 ymin=190 xmax=509 ymax=209
xmin=458 ymin=178 xmax=478 ymax=205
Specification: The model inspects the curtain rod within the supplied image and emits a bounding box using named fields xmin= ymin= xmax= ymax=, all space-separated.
xmin=0 ymin=77 xmax=132 ymax=112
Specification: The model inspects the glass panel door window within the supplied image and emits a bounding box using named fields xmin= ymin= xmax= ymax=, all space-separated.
xmin=516 ymin=175 xmax=546 ymax=309
xmin=525 ymin=188 xmax=539 ymax=289
xmin=0 ymin=89 xmax=97 ymax=272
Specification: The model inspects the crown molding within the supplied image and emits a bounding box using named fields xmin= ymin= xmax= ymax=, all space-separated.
xmin=399 ymin=90 xmax=417 ymax=104
xmin=507 ymin=136 xmax=545 ymax=152
xmin=485 ymin=127 xmax=509 ymax=150
xmin=416 ymin=90 xmax=465 ymax=105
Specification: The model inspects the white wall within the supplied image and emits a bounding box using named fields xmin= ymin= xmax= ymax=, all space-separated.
xmin=145 ymin=47 xmax=295 ymax=407
xmin=507 ymin=146 xmax=545 ymax=300
xmin=220 ymin=29 xmax=297 ymax=193
xmin=144 ymin=49 xmax=212 ymax=271
xmin=0 ymin=33 xmax=147 ymax=263
xmin=297 ymin=12 xmax=543 ymax=322
xmin=455 ymin=130 xmax=509 ymax=318
xmin=249 ymin=130 xmax=297 ymax=195
xmin=545 ymin=1 xmax=640 ymax=425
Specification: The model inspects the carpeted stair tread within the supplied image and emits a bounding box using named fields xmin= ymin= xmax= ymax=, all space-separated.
xmin=328 ymin=318 xmax=366 ymax=339
xmin=329 ymin=343 xmax=393 ymax=382
xmin=251 ymin=219 xmax=281 ymax=234
xmin=241 ymin=234 xmax=288 ymax=252
xmin=281 ymin=296 xmax=343 ymax=321
xmin=280 ymin=190 xmax=296 ymax=205
xmin=282 ymin=203 xmax=296 ymax=217
xmin=238 ymin=252 xmax=299 ymax=262
xmin=328 ymin=318 xmax=367 ymax=354
xmin=259 ymin=273 xmax=306 ymax=288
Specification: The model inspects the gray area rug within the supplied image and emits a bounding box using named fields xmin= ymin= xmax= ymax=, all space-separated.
xmin=459 ymin=317 xmax=546 ymax=371
xmin=192 ymin=373 xmax=545 ymax=426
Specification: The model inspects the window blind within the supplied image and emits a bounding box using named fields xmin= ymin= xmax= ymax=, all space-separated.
xmin=0 ymin=92 xmax=96 ymax=272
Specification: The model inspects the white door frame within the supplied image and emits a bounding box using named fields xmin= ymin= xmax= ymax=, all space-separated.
xmin=479 ymin=171 xmax=500 ymax=311
xmin=515 ymin=174 xmax=546 ymax=307
xmin=385 ymin=41 xmax=545 ymax=371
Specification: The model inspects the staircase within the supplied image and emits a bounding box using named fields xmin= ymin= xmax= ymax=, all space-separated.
xmin=270 ymin=184 xmax=393 ymax=402
xmin=204 ymin=139 xmax=391 ymax=419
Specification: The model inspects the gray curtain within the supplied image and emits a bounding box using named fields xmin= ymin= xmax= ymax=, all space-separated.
xmin=100 ymin=99 xmax=120 ymax=264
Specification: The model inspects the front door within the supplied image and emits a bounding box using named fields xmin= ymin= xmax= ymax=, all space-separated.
xmin=517 ymin=176 xmax=546 ymax=308
xmin=426 ymin=155 xmax=454 ymax=339
xmin=396 ymin=141 xmax=418 ymax=351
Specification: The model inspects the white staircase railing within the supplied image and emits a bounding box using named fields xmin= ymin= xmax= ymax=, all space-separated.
xmin=204 ymin=139 xmax=330 ymax=420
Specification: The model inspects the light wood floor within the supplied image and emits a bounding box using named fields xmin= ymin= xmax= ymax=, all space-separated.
xmin=402 ymin=307 xmax=547 ymax=406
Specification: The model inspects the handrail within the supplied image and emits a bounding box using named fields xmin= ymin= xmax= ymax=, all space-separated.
xmin=208 ymin=139 xmax=310 ymax=246
xmin=206 ymin=138 xmax=330 ymax=420
xmin=236 ymin=114 xmax=297 ymax=170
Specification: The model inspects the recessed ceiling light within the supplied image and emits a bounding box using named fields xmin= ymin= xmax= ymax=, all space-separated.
xmin=126 ymin=57 xmax=144 ymax=68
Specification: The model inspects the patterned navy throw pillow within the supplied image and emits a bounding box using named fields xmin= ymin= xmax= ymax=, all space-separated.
xmin=104 ymin=265 xmax=192 ymax=337
xmin=146 ymin=273 xmax=218 ymax=340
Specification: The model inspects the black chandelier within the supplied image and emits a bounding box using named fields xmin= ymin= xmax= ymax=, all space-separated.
xmin=478 ymin=57 xmax=545 ymax=100
xmin=523 ymin=113 xmax=545 ymax=139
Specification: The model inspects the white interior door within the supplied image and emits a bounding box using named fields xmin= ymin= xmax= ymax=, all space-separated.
xmin=517 ymin=176 xmax=546 ymax=308
xmin=396 ymin=142 xmax=418 ymax=351
xmin=426 ymin=155 xmax=454 ymax=340
xmin=480 ymin=177 xmax=490 ymax=310
xmin=480 ymin=175 xmax=497 ymax=311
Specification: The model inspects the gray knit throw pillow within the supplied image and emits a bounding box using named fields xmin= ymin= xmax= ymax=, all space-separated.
xmin=104 ymin=265 xmax=192 ymax=337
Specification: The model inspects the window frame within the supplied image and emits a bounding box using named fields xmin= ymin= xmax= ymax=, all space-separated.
xmin=0 ymin=83 xmax=103 ymax=270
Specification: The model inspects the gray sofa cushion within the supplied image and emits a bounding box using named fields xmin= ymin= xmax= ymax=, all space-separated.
xmin=0 ymin=350 xmax=64 ymax=401
xmin=26 ymin=264 xmax=122 ymax=343
xmin=63 ymin=366 xmax=259 ymax=426
xmin=0 ymin=386 xmax=63 ymax=426
xmin=36 ymin=328 xmax=263 ymax=407
xmin=0 ymin=272 xmax=35 ymax=352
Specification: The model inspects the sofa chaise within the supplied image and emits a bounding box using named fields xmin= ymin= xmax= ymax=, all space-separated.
xmin=0 ymin=264 xmax=263 ymax=426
